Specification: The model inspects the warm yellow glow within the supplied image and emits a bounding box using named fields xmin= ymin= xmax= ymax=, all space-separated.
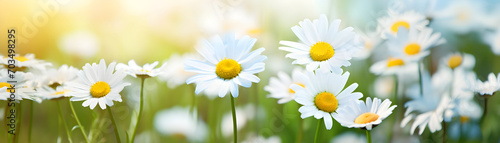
xmin=387 ymin=58 xmax=404 ymax=67
xmin=391 ymin=21 xmax=410 ymax=33
xmin=404 ymin=43 xmax=421 ymax=55
xmin=448 ymin=55 xmax=463 ymax=69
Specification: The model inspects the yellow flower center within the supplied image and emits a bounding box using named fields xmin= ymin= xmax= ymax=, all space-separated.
xmin=404 ymin=43 xmax=421 ymax=55
xmin=459 ymin=116 xmax=470 ymax=124
xmin=14 ymin=56 xmax=30 ymax=62
xmin=391 ymin=21 xmax=410 ymax=33
xmin=215 ymin=58 xmax=241 ymax=80
xmin=448 ymin=55 xmax=463 ymax=69
xmin=354 ymin=112 xmax=380 ymax=124
xmin=289 ymin=83 xmax=305 ymax=94
xmin=52 ymin=89 xmax=70 ymax=96
xmin=310 ymin=41 xmax=334 ymax=61
xmin=387 ymin=58 xmax=404 ymax=67
xmin=90 ymin=81 xmax=111 ymax=98
xmin=365 ymin=42 xmax=373 ymax=49
xmin=0 ymin=82 xmax=14 ymax=92
xmin=314 ymin=92 xmax=338 ymax=113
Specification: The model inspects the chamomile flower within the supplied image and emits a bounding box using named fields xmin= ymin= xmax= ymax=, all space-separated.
xmin=153 ymin=107 xmax=208 ymax=142
xmin=370 ymin=57 xmax=408 ymax=75
xmin=67 ymin=59 xmax=131 ymax=110
xmin=432 ymin=0 xmax=488 ymax=34
xmin=158 ymin=53 xmax=198 ymax=89
xmin=0 ymin=69 xmax=36 ymax=101
xmin=264 ymin=68 xmax=306 ymax=104
xmin=116 ymin=60 xmax=166 ymax=78
xmin=35 ymin=86 xmax=70 ymax=100
xmin=42 ymin=65 xmax=78 ymax=88
xmin=471 ymin=73 xmax=500 ymax=96
xmin=279 ymin=15 xmax=358 ymax=73
xmin=0 ymin=54 xmax=51 ymax=72
xmin=376 ymin=10 xmax=429 ymax=39
xmin=386 ymin=27 xmax=445 ymax=62
xmin=185 ymin=34 xmax=267 ymax=98
xmin=441 ymin=53 xmax=475 ymax=70
xmin=333 ymin=97 xmax=397 ymax=130
xmin=292 ymin=67 xmax=363 ymax=130
xmin=401 ymin=69 xmax=455 ymax=135
xmin=483 ymin=27 xmax=500 ymax=55
xmin=353 ymin=31 xmax=382 ymax=60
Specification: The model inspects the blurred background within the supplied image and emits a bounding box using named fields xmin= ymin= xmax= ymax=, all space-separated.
xmin=1 ymin=0 xmax=500 ymax=142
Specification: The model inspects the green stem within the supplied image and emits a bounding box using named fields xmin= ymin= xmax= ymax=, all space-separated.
xmin=314 ymin=119 xmax=322 ymax=143
xmin=68 ymin=99 xmax=89 ymax=143
xmin=28 ymin=101 xmax=33 ymax=143
xmin=57 ymin=101 xmax=73 ymax=143
xmin=418 ymin=61 xmax=424 ymax=97
xmin=482 ymin=98 xmax=488 ymax=121
xmin=442 ymin=121 xmax=446 ymax=143
xmin=230 ymin=95 xmax=237 ymax=143
xmin=296 ymin=104 xmax=303 ymax=143
xmin=108 ymin=106 xmax=122 ymax=143
xmin=14 ymin=102 xmax=22 ymax=143
xmin=366 ymin=130 xmax=372 ymax=143
xmin=130 ymin=77 xmax=145 ymax=143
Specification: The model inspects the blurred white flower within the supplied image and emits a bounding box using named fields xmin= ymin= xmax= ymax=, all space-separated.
xmin=35 ymin=86 xmax=70 ymax=100
xmin=67 ymin=59 xmax=131 ymax=110
xmin=333 ymin=97 xmax=396 ymax=130
xmin=377 ymin=10 xmax=429 ymax=39
xmin=292 ymin=67 xmax=362 ymax=130
xmin=432 ymin=0 xmax=488 ymax=34
xmin=370 ymin=57 xmax=408 ymax=76
xmin=154 ymin=107 xmax=208 ymax=142
xmin=58 ymin=31 xmax=99 ymax=58
xmin=373 ymin=76 xmax=396 ymax=99
xmin=0 ymin=70 xmax=36 ymax=101
xmin=440 ymin=53 xmax=475 ymax=71
xmin=389 ymin=0 xmax=438 ymax=19
xmin=353 ymin=31 xmax=382 ymax=60
xmin=471 ymin=73 xmax=500 ymax=96
xmin=116 ymin=60 xmax=166 ymax=78
xmin=199 ymin=7 xmax=261 ymax=37
xmin=241 ymin=134 xmax=281 ymax=143
xmin=158 ymin=53 xmax=197 ymax=89
xmin=42 ymin=65 xmax=79 ymax=88
xmin=401 ymin=68 xmax=455 ymax=135
xmin=279 ymin=15 xmax=359 ymax=73
xmin=264 ymin=68 xmax=306 ymax=104
xmin=330 ymin=132 xmax=365 ymax=143
xmin=386 ymin=27 xmax=445 ymax=62
xmin=483 ymin=27 xmax=500 ymax=55
xmin=0 ymin=53 xmax=52 ymax=72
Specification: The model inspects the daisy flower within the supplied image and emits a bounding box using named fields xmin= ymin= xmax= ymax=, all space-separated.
xmin=471 ymin=72 xmax=500 ymax=96
xmin=333 ymin=97 xmax=397 ymax=130
xmin=116 ymin=60 xmax=166 ymax=78
xmin=370 ymin=57 xmax=408 ymax=75
xmin=376 ymin=9 xmax=429 ymax=39
xmin=185 ymin=34 xmax=267 ymax=98
xmin=279 ymin=15 xmax=359 ymax=73
xmin=264 ymin=68 xmax=306 ymax=104
xmin=153 ymin=107 xmax=208 ymax=142
xmin=67 ymin=59 xmax=131 ymax=110
xmin=353 ymin=31 xmax=382 ymax=60
xmin=401 ymin=69 xmax=455 ymax=135
xmin=0 ymin=53 xmax=51 ymax=72
xmin=42 ymin=64 xmax=78 ymax=88
xmin=35 ymin=86 xmax=70 ymax=100
xmin=0 ymin=69 xmax=36 ymax=101
xmin=483 ymin=27 xmax=500 ymax=55
xmin=373 ymin=76 xmax=396 ymax=99
xmin=292 ymin=67 xmax=363 ymax=130
xmin=432 ymin=0 xmax=488 ymax=34
xmin=158 ymin=53 xmax=198 ymax=89
xmin=386 ymin=27 xmax=445 ymax=62
xmin=440 ymin=53 xmax=475 ymax=70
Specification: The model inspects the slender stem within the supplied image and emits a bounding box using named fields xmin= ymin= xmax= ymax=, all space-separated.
xmin=366 ymin=130 xmax=372 ymax=143
xmin=130 ymin=77 xmax=145 ymax=143
xmin=68 ymin=99 xmax=89 ymax=143
xmin=458 ymin=122 xmax=464 ymax=143
xmin=482 ymin=98 xmax=488 ymax=121
xmin=442 ymin=121 xmax=446 ymax=143
xmin=230 ymin=95 xmax=237 ymax=143
xmin=389 ymin=75 xmax=398 ymax=142
xmin=296 ymin=103 xmax=303 ymax=143
xmin=57 ymin=101 xmax=73 ymax=143
xmin=418 ymin=61 xmax=424 ymax=97
xmin=314 ymin=119 xmax=322 ymax=143
xmin=14 ymin=102 xmax=22 ymax=143
xmin=28 ymin=101 xmax=33 ymax=143
xmin=108 ymin=106 xmax=122 ymax=143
